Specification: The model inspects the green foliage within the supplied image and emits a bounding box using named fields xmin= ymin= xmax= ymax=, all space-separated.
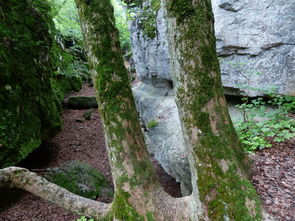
xmin=140 ymin=0 xmax=160 ymax=39
xmin=235 ymin=96 xmax=295 ymax=152
xmin=77 ymin=216 xmax=94 ymax=221
xmin=140 ymin=6 xmax=157 ymax=39
xmin=112 ymin=0 xmax=132 ymax=52
xmin=228 ymin=61 xmax=295 ymax=152
xmin=150 ymin=0 xmax=160 ymax=11
xmin=147 ymin=119 xmax=159 ymax=129
xmin=83 ymin=110 xmax=94 ymax=120
xmin=48 ymin=0 xmax=82 ymax=40
xmin=48 ymin=0 xmax=90 ymax=84
xmin=123 ymin=0 xmax=143 ymax=8
xmin=124 ymin=0 xmax=160 ymax=39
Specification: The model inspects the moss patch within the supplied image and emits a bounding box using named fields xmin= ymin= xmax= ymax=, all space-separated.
xmin=0 ymin=0 xmax=62 ymax=168
xmin=45 ymin=161 xmax=113 ymax=199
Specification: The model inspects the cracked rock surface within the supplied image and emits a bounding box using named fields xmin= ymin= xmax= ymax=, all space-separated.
xmin=130 ymin=0 xmax=295 ymax=96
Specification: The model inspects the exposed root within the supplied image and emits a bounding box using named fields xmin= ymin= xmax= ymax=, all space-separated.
xmin=0 ymin=166 xmax=111 ymax=219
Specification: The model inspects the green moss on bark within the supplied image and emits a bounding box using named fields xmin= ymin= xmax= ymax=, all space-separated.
xmin=167 ymin=0 xmax=263 ymax=219
xmin=75 ymin=0 xmax=159 ymax=219
xmin=111 ymin=191 xmax=144 ymax=221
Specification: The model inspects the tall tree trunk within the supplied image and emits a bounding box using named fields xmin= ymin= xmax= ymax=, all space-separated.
xmin=74 ymin=0 xmax=189 ymax=220
xmin=162 ymin=0 xmax=264 ymax=220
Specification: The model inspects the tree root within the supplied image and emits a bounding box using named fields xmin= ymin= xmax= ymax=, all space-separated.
xmin=0 ymin=166 xmax=110 ymax=219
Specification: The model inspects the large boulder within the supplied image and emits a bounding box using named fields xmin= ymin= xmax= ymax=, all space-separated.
xmin=45 ymin=161 xmax=113 ymax=199
xmin=0 ymin=0 xmax=62 ymax=168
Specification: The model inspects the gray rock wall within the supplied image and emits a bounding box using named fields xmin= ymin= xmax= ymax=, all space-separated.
xmin=130 ymin=0 xmax=295 ymax=96
xmin=132 ymin=82 xmax=192 ymax=195
xmin=130 ymin=1 xmax=192 ymax=196
xmin=213 ymin=0 xmax=295 ymax=96
xmin=129 ymin=5 xmax=171 ymax=84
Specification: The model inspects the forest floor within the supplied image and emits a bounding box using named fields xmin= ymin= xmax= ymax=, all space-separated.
xmin=0 ymin=84 xmax=294 ymax=221
xmin=0 ymin=84 xmax=180 ymax=221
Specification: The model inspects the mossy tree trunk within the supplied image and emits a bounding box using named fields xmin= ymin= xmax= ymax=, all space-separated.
xmin=74 ymin=0 xmax=189 ymax=220
xmin=162 ymin=0 xmax=264 ymax=220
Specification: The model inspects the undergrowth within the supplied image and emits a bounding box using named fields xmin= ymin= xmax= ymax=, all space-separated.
xmin=234 ymin=94 xmax=295 ymax=152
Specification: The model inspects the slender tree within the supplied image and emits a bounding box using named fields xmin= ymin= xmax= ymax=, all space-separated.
xmin=0 ymin=0 xmax=271 ymax=220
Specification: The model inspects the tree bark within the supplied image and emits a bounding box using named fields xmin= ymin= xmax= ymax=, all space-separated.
xmin=162 ymin=0 xmax=264 ymax=220
xmin=0 ymin=167 xmax=110 ymax=219
xmin=74 ymin=0 xmax=189 ymax=220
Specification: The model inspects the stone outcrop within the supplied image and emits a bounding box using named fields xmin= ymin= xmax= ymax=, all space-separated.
xmin=129 ymin=3 xmax=171 ymax=83
xmin=129 ymin=0 xmax=294 ymax=196
xmin=132 ymin=82 xmax=192 ymax=195
xmin=129 ymin=2 xmax=192 ymax=195
xmin=213 ymin=0 xmax=295 ymax=96
xmin=0 ymin=0 xmax=62 ymax=168
xmin=130 ymin=0 xmax=295 ymax=96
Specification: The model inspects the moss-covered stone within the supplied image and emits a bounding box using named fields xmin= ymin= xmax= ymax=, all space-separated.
xmin=45 ymin=161 xmax=113 ymax=199
xmin=67 ymin=96 xmax=98 ymax=109
xmin=0 ymin=0 xmax=62 ymax=168
xmin=52 ymin=74 xmax=82 ymax=102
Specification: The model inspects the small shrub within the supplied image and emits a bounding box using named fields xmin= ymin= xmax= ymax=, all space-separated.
xmin=77 ymin=216 xmax=94 ymax=221
xmin=234 ymin=96 xmax=295 ymax=152
xmin=226 ymin=62 xmax=295 ymax=152
xmin=147 ymin=120 xmax=159 ymax=129
xmin=83 ymin=110 xmax=94 ymax=120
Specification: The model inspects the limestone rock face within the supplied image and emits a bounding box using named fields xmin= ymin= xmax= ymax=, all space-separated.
xmin=213 ymin=0 xmax=295 ymax=96
xmin=130 ymin=0 xmax=295 ymax=96
xmin=130 ymin=5 xmax=171 ymax=83
xmin=132 ymin=82 xmax=192 ymax=195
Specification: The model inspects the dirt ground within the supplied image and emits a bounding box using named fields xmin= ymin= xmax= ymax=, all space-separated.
xmin=0 ymin=84 xmax=294 ymax=221
xmin=252 ymin=138 xmax=295 ymax=221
